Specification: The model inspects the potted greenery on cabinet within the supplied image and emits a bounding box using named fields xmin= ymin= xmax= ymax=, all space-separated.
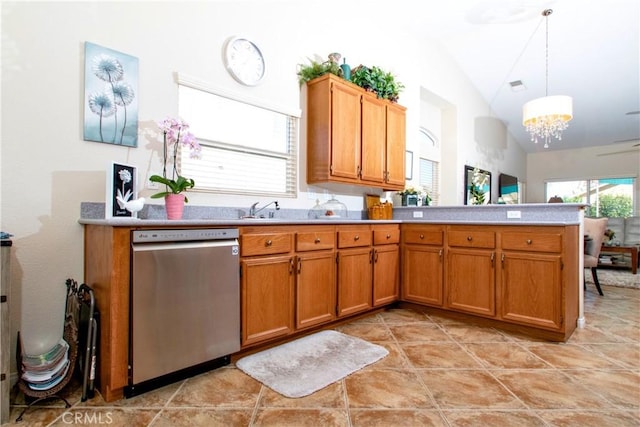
xmin=351 ymin=65 xmax=404 ymax=102
xmin=297 ymin=54 xmax=404 ymax=102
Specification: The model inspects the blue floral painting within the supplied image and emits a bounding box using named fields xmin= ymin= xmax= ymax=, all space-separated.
xmin=83 ymin=42 xmax=139 ymax=147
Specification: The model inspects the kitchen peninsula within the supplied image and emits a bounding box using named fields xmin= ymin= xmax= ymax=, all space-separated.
xmin=80 ymin=203 xmax=585 ymax=402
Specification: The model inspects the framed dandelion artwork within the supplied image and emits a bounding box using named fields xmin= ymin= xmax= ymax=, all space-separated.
xmin=84 ymin=42 xmax=139 ymax=147
xmin=107 ymin=162 xmax=138 ymax=219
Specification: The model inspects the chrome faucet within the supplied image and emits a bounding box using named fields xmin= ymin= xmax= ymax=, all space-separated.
xmin=249 ymin=200 xmax=280 ymax=218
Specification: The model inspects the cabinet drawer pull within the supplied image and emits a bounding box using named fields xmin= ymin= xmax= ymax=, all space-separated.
xmin=419 ymin=234 xmax=424 ymax=239
xmin=386 ymin=234 xmax=391 ymax=239
xmin=315 ymin=237 xmax=321 ymax=244
xmin=467 ymin=236 xmax=473 ymax=241
xmin=354 ymin=235 xmax=360 ymax=241
xmin=265 ymin=239 xmax=273 ymax=247
xmin=526 ymin=239 xmax=532 ymax=245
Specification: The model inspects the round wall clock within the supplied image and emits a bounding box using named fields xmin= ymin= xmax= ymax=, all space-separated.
xmin=223 ymin=36 xmax=265 ymax=86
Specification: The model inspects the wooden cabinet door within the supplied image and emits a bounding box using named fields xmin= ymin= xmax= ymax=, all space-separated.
xmin=360 ymin=95 xmax=386 ymax=184
xmin=337 ymin=247 xmax=373 ymax=317
xmin=500 ymin=252 xmax=563 ymax=330
xmin=330 ymin=81 xmax=361 ymax=180
xmin=373 ymin=245 xmax=400 ymax=306
xmin=402 ymin=245 xmax=444 ymax=306
xmin=296 ymin=251 xmax=336 ymax=330
xmin=447 ymin=248 xmax=496 ymax=317
xmin=241 ymin=255 xmax=295 ymax=347
xmin=384 ymin=103 xmax=406 ymax=189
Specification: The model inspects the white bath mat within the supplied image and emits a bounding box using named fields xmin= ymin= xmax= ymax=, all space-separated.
xmin=236 ymin=330 xmax=388 ymax=398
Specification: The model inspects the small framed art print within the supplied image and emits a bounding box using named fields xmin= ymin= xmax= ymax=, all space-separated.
xmin=106 ymin=162 xmax=137 ymax=219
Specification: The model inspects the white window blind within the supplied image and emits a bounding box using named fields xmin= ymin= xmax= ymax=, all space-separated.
xmin=418 ymin=127 xmax=440 ymax=205
xmin=419 ymin=158 xmax=440 ymax=205
xmin=177 ymin=81 xmax=298 ymax=197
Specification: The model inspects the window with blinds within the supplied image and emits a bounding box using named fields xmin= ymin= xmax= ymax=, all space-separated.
xmin=177 ymin=81 xmax=298 ymax=197
xmin=419 ymin=158 xmax=440 ymax=205
xmin=418 ymin=127 xmax=440 ymax=205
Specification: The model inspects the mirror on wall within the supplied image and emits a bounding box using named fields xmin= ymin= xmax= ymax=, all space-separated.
xmin=499 ymin=173 xmax=519 ymax=204
xmin=464 ymin=165 xmax=491 ymax=205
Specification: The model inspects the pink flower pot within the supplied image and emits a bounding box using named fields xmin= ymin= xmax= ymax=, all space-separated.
xmin=165 ymin=194 xmax=185 ymax=220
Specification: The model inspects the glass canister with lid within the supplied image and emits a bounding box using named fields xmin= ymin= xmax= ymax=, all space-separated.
xmin=308 ymin=195 xmax=348 ymax=219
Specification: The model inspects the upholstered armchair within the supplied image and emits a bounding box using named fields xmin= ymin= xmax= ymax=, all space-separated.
xmin=584 ymin=217 xmax=608 ymax=296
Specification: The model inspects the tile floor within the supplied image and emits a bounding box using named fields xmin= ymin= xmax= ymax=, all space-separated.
xmin=9 ymin=284 xmax=640 ymax=426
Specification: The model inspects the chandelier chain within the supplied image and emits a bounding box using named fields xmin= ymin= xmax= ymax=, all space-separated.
xmin=522 ymin=8 xmax=572 ymax=149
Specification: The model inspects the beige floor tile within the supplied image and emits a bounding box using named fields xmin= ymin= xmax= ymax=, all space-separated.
xmin=252 ymin=408 xmax=349 ymax=426
xmin=78 ymin=381 xmax=181 ymax=408
xmin=365 ymin=341 xmax=411 ymax=369
xmin=152 ymin=408 xmax=253 ymax=427
xmin=440 ymin=323 xmax=512 ymax=342
xmin=336 ymin=322 xmax=393 ymax=341
xmin=419 ymin=370 xmax=525 ymax=409
xmin=378 ymin=308 xmax=431 ymax=323
xmin=563 ymin=369 xmax=640 ymax=409
xmin=169 ymin=368 xmax=261 ymax=407
xmin=350 ymin=409 xmax=447 ymax=426
xmin=443 ymin=410 xmax=548 ymax=427
xmin=258 ymin=381 xmax=345 ymax=408
xmin=387 ymin=323 xmax=453 ymax=342
xmin=402 ymin=342 xmax=482 ymax=368
xmin=462 ymin=343 xmax=550 ymax=369
xmin=536 ymin=410 xmax=640 ymax=427
xmin=566 ymin=323 xmax=629 ymax=343
xmin=580 ymin=342 xmax=640 ymax=368
xmin=345 ymin=369 xmax=434 ymax=409
xmin=524 ymin=342 xmax=621 ymax=369
xmin=493 ymin=370 xmax=612 ymax=409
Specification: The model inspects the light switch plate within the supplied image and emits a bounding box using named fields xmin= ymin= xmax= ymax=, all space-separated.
xmin=413 ymin=211 xmax=424 ymax=218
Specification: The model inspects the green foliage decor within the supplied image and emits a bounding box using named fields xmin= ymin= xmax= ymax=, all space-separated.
xmin=351 ymin=65 xmax=404 ymax=102
xmin=297 ymin=56 xmax=404 ymax=102
xmin=297 ymin=58 xmax=342 ymax=86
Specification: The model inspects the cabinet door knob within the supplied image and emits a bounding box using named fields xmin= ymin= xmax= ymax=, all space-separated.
xmin=419 ymin=234 xmax=425 ymax=239
xmin=467 ymin=236 xmax=473 ymax=241
xmin=315 ymin=237 xmax=321 ymax=244
xmin=354 ymin=235 xmax=360 ymax=241
xmin=265 ymin=239 xmax=273 ymax=247
xmin=386 ymin=234 xmax=391 ymax=239
xmin=526 ymin=239 xmax=532 ymax=245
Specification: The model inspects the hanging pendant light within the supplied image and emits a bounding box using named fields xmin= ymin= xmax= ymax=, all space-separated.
xmin=522 ymin=9 xmax=573 ymax=148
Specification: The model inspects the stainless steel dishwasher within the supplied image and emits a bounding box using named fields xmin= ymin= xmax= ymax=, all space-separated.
xmin=126 ymin=228 xmax=240 ymax=397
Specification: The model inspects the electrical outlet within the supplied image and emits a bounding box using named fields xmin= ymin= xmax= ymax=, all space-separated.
xmin=507 ymin=210 xmax=521 ymax=219
xmin=412 ymin=211 xmax=424 ymax=218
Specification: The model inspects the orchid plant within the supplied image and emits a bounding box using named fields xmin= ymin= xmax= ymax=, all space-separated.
xmin=149 ymin=117 xmax=201 ymax=203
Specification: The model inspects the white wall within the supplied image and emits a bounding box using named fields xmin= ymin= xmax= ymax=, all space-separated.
xmin=1 ymin=1 xmax=526 ymax=359
xmin=527 ymin=144 xmax=640 ymax=213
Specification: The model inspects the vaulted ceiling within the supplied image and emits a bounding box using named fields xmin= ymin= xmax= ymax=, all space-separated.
xmin=400 ymin=0 xmax=640 ymax=154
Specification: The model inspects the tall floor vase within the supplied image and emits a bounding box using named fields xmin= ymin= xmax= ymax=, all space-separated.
xmin=165 ymin=194 xmax=185 ymax=220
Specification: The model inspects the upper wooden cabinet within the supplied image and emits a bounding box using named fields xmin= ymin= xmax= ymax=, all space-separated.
xmin=306 ymin=74 xmax=406 ymax=190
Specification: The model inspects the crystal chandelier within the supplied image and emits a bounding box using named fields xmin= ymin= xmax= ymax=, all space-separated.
xmin=522 ymin=9 xmax=573 ymax=148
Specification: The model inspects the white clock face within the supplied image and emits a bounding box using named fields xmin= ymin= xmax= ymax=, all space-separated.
xmin=224 ymin=37 xmax=265 ymax=86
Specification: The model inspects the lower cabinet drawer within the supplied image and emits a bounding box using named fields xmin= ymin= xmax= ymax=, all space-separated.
xmin=296 ymin=231 xmax=335 ymax=251
xmin=373 ymin=227 xmax=400 ymax=245
xmin=448 ymin=230 xmax=495 ymax=249
xmin=240 ymin=233 xmax=293 ymax=256
xmin=338 ymin=228 xmax=372 ymax=248
xmin=402 ymin=227 xmax=443 ymax=245
xmin=502 ymin=232 xmax=562 ymax=253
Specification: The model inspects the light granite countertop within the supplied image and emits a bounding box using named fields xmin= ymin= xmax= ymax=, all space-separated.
xmin=79 ymin=202 xmax=586 ymax=227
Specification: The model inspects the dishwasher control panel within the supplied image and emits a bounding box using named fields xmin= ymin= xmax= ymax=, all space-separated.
xmin=132 ymin=228 xmax=239 ymax=243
